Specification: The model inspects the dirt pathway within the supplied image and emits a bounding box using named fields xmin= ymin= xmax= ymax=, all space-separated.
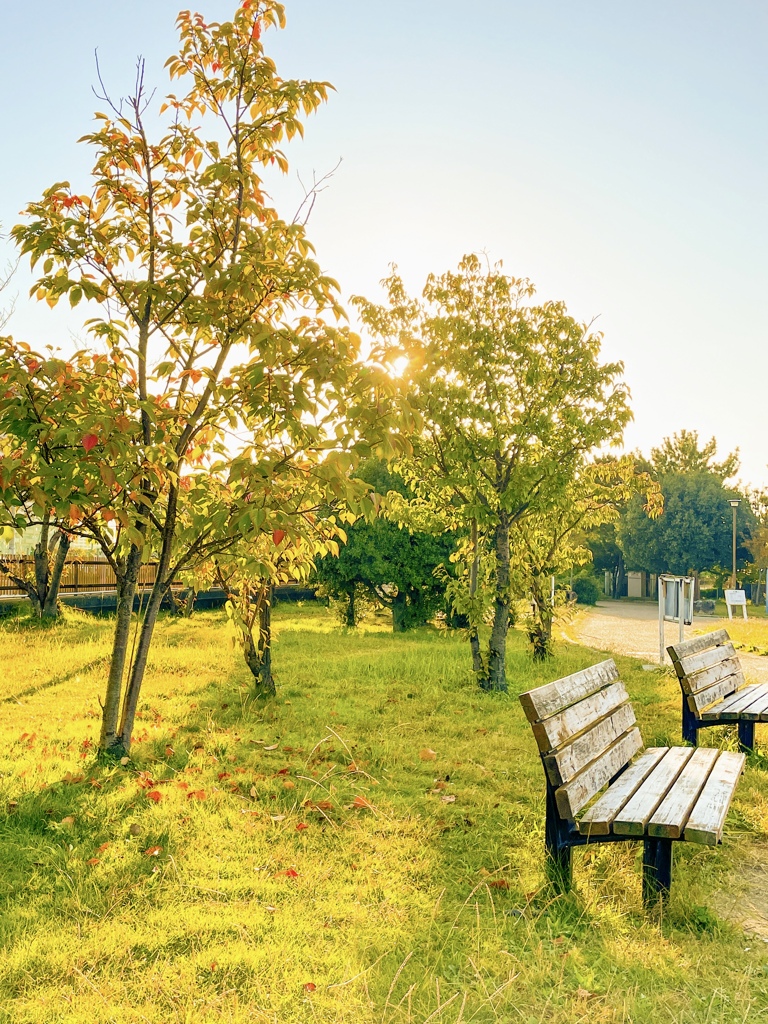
xmin=564 ymin=600 xmax=768 ymax=683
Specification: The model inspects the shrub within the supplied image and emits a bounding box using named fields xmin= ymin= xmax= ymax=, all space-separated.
xmin=573 ymin=575 xmax=601 ymax=605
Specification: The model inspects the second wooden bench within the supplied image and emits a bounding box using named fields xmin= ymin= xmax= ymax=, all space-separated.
xmin=520 ymin=658 xmax=745 ymax=906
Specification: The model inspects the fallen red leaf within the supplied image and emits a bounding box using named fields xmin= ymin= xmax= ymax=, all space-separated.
xmin=97 ymin=842 xmax=110 ymax=854
xmin=351 ymin=795 xmax=372 ymax=810
xmin=284 ymin=868 xmax=298 ymax=878
xmin=488 ymin=879 xmax=509 ymax=889
xmin=187 ymin=790 xmax=206 ymax=800
xmin=87 ymin=857 xmax=100 ymax=866
xmin=146 ymin=790 xmax=162 ymax=803
xmin=296 ymin=822 xmax=308 ymax=831
xmin=144 ymin=846 xmax=162 ymax=857
xmin=303 ymin=982 xmax=316 ymax=992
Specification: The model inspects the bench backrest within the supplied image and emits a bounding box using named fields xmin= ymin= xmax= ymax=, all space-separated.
xmin=519 ymin=659 xmax=643 ymax=820
xmin=666 ymin=630 xmax=744 ymax=716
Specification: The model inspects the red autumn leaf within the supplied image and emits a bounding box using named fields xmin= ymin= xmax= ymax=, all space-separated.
xmin=82 ymin=433 xmax=99 ymax=452
xmin=143 ymin=846 xmax=162 ymax=857
xmin=165 ymin=746 xmax=174 ymax=758
xmin=176 ymin=781 xmax=189 ymax=790
xmin=212 ymin=61 xmax=221 ymax=73
xmin=276 ymin=767 xmax=290 ymax=776
xmin=217 ymin=772 xmax=231 ymax=781
xmin=303 ymin=982 xmax=316 ymax=992
xmin=146 ymin=790 xmax=162 ymax=803
xmin=97 ymin=842 xmax=110 ymax=854
xmin=284 ymin=868 xmax=298 ymax=878
xmin=251 ymin=19 xmax=261 ymax=39
xmin=296 ymin=822 xmax=308 ymax=831
xmin=351 ymin=795 xmax=373 ymax=810
xmin=272 ymin=528 xmax=286 ymax=546
xmin=187 ymin=789 xmax=206 ymax=800
xmin=87 ymin=857 xmax=100 ymax=866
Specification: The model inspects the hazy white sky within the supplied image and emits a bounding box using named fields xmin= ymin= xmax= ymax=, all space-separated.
xmin=1 ymin=2 xmax=765 ymax=484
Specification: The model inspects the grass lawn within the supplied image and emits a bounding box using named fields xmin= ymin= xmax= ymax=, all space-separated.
xmin=2 ymin=603 xmax=768 ymax=1023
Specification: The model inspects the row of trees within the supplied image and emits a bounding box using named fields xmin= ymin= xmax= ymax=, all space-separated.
xmin=0 ymin=1 xmax=655 ymax=753
xmin=588 ymin=431 xmax=760 ymax=596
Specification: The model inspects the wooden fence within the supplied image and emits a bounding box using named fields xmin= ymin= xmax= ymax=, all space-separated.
xmin=0 ymin=556 xmax=165 ymax=597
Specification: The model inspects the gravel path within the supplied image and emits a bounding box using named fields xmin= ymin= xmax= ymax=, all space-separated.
xmin=565 ymin=600 xmax=768 ymax=683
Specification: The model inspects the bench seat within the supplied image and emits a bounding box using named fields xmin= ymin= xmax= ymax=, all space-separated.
xmin=667 ymin=630 xmax=767 ymax=749
xmin=520 ymin=658 xmax=745 ymax=905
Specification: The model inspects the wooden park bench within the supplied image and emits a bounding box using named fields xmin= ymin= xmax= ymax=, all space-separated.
xmin=520 ymin=659 xmax=745 ymax=906
xmin=667 ymin=629 xmax=768 ymax=752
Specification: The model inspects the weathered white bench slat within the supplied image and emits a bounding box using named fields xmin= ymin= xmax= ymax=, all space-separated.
xmin=668 ymin=629 xmax=730 ymax=661
xmin=577 ymin=747 xmax=667 ymax=836
xmin=647 ymin=747 xmax=720 ymax=838
xmin=519 ymin=659 xmax=619 ymax=724
xmin=613 ymin=747 xmax=694 ymax=836
xmin=702 ymin=684 xmax=766 ymax=720
xmin=542 ymin=702 xmax=637 ymax=787
xmin=554 ymin=727 xmax=643 ymax=819
xmin=678 ymin=642 xmax=738 ymax=677
xmin=688 ymin=674 xmax=746 ymax=714
xmin=684 ymin=751 xmax=746 ymax=845
xmin=531 ymin=681 xmax=629 ymax=754
xmin=681 ymin=656 xmax=743 ymax=695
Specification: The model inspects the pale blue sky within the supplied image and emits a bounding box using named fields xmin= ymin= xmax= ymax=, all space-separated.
xmin=1 ymin=2 xmax=766 ymax=483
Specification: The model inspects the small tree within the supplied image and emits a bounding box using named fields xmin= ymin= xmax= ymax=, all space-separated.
xmin=4 ymin=3 xmax=409 ymax=754
xmin=354 ymin=255 xmax=631 ymax=689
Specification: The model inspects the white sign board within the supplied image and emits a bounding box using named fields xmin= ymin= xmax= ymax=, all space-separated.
xmin=724 ymin=589 xmax=748 ymax=620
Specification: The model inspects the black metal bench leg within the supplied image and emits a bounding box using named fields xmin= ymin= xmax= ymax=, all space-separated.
xmin=545 ymin=785 xmax=572 ymax=893
xmin=682 ymin=695 xmax=698 ymax=746
xmin=738 ymin=720 xmax=755 ymax=754
xmin=642 ymin=838 xmax=672 ymax=907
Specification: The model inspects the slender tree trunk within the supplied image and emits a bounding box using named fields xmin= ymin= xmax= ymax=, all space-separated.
xmin=99 ymin=545 xmax=142 ymax=754
xmin=117 ymin=492 xmax=179 ymax=749
xmin=486 ymin=516 xmax=510 ymax=691
xmin=392 ymin=592 xmax=407 ymax=633
xmin=255 ymin=588 xmax=275 ymax=696
xmin=468 ymin=518 xmax=485 ymax=678
xmin=41 ymin=531 xmax=70 ymax=619
xmin=345 ymin=586 xmax=356 ymax=627
xmin=527 ymin=572 xmax=554 ymax=661
xmin=32 ymin=513 xmax=51 ymax=615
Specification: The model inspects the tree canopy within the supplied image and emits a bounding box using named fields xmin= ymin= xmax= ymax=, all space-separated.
xmin=355 ymin=254 xmax=632 ymax=686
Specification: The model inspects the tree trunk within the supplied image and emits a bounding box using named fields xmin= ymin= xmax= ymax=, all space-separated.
xmin=392 ymin=591 xmax=407 ymax=633
xmin=117 ymin=491 xmax=180 ymax=751
xmin=99 ymin=545 xmax=142 ymax=755
xmin=32 ymin=514 xmax=51 ymax=616
xmin=468 ymin=519 xmax=485 ymax=679
xmin=345 ymin=586 xmax=356 ymax=627
xmin=527 ymin=572 xmax=554 ymax=661
xmin=485 ymin=516 xmax=510 ymax=692
xmin=41 ymin=531 xmax=71 ymax=619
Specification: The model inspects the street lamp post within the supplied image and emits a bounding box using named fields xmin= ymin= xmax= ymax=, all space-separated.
xmin=729 ymin=499 xmax=740 ymax=590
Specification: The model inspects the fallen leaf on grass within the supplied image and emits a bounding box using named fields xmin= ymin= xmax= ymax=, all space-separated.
xmin=440 ymin=794 xmax=456 ymax=804
xmin=97 ymin=842 xmax=110 ymax=854
xmin=143 ymin=846 xmax=162 ymax=857
xmin=270 ymin=814 xmax=286 ymax=822
xmin=419 ymin=749 xmax=437 ymax=761
xmin=316 ymin=799 xmax=333 ymax=811
xmin=576 ymin=987 xmax=597 ymax=1000
xmin=60 ymin=816 xmax=75 ymax=826
xmin=146 ymin=790 xmax=162 ymax=803
xmin=488 ymin=879 xmax=509 ymax=889
xmin=217 ymin=772 xmax=231 ymax=781
xmin=177 ymin=781 xmax=189 ymax=791
xmin=303 ymin=982 xmax=316 ymax=992
xmin=7 ymin=801 xmax=18 ymax=812
xmin=296 ymin=822 xmax=308 ymax=831
xmin=187 ymin=790 xmax=206 ymax=800
xmin=263 ymin=743 xmax=279 ymax=751
xmin=86 ymin=857 xmax=100 ymax=866
xmin=165 ymin=746 xmax=174 ymax=758
xmin=283 ymin=780 xmax=295 ymax=790
xmin=88 ymin=778 xmax=102 ymax=789
xmin=350 ymin=795 xmax=373 ymax=810
xmin=63 ymin=772 xmax=84 ymax=784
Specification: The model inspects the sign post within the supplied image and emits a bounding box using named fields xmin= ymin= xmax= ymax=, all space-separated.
xmin=658 ymin=575 xmax=694 ymax=664
xmin=724 ymin=589 xmax=748 ymax=621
